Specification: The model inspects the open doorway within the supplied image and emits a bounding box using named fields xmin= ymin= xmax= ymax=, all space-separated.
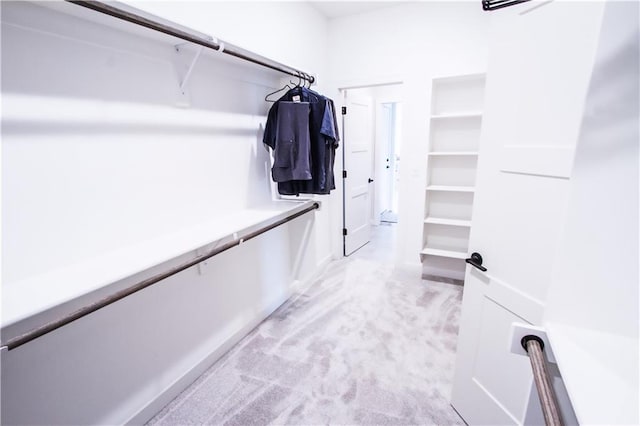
xmin=341 ymin=83 xmax=403 ymax=256
xmin=378 ymin=101 xmax=402 ymax=224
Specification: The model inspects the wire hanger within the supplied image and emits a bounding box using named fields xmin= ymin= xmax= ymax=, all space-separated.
xmin=290 ymin=71 xmax=303 ymax=88
xmin=265 ymin=82 xmax=292 ymax=102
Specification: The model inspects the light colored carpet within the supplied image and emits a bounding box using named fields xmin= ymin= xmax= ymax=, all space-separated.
xmin=147 ymin=244 xmax=464 ymax=425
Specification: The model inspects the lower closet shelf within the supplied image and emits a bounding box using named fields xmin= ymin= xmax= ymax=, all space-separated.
xmin=1 ymin=200 xmax=317 ymax=345
xmin=420 ymin=247 xmax=468 ymax=259
xmin=426 ymin=185 xmax=476 ymax=193
xmin=424 ymin=217 xmax=472 ymax=227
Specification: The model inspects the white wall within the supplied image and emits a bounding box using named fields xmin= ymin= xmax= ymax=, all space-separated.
xmin=124 ymin=1 xmax=328 ymax=82
xmin=2 ymin=0 xmax=331 ymax=286
xmin=542 ymin=1 xmax=639 ymax=423
xmin=1 ymin=1 xmax=331 ymax=424
xmin=326 ymin=2 xmax=490 ymax=269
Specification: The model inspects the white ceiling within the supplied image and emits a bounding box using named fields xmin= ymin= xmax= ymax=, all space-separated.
xmin=307 ymin=1 xmax=407 ymax=19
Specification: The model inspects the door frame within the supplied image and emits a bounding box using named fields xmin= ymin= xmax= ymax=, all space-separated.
xmin=336 ymin=79 xmax=403 ymax=257
xmin=327 ymin=78 xmax=406 ymax=259
xmin=374 ymin=96 xmax=402 ymax=225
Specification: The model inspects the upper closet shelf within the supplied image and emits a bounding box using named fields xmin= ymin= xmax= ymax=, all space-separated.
xmin=66 ymin=1 xmax=315 ymax=85
xmin=430 ymin=111 xmax=483 ymax=119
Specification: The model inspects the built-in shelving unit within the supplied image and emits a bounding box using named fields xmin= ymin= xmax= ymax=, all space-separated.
xmin=421 ymin=73 xmax=486 ymax=283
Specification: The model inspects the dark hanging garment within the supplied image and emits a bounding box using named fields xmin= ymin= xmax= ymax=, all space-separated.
xmin=326 ymin=99 xmax=341 ymax=191
xmin=269 ymin=101 xmax=312 ymax=183
xmin=264 ymin=87 xmax=340 ymax=196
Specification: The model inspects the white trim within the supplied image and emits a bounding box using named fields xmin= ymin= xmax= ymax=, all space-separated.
xmin=334 ymin=75 xmax=404 ymax=91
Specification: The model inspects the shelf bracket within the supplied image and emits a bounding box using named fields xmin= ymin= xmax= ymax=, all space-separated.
xmin=177 ymin=45 xmax=204 ymax=95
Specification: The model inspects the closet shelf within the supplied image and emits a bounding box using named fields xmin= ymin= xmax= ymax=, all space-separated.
xmin=420 ymin=247 xmax=468 ymax=259
xmin=428 ymin=151 xmax=479 ymax=157
xmin=1 ymin=200 xmax=316 ymax=342
xmin=424 ymin=217 xmax=472 ymax=227
xmin=426 ymin=185 xmax=475 ymax=193
xmin=545 ymin=322 xmax=639 ymax=425
xmin=67 ymin=1 xmax=316 ymax=85
xmin=430 ymin=111 xmax=483 ymax=120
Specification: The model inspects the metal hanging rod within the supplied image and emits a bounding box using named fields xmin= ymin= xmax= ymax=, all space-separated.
xmin=482 ymin=0 xmax=531 ymax=11
xmin=521 ymin=335 xmax=564 ymax=426
xmin=66 ymin=1 xmax=315 ymax=84
xmin=2 ymin=202 xmax=319 ymax=351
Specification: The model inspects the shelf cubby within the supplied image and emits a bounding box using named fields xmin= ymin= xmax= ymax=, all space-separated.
xmin=427 ymin=155 xmax=478 ymax=187
xmin=429 ymin=115 xmax=482 ymax=153
xmin=431 ymin=74 xmax=486 ymax=115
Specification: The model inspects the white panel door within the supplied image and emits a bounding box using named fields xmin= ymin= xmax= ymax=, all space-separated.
xmin=343 ymin=95 xmax=373 ymax=256
xmin=450 ymin=1 xmax=605 ymax=424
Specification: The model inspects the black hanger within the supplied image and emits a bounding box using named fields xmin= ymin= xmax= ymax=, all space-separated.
xmin=290 ymin=71 xmax=303 ymax=88
xmin=265 ymin=83 xmax=292 ymax=102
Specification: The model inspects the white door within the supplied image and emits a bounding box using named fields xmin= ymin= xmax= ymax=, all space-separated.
xmin=451 ymin=2 xmax=606 ymax=424
xmin=342 ymin=94 xmax=373 ymax=256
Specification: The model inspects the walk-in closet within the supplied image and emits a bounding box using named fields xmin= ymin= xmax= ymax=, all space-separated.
xmin=1 ymin=1 xmax=637 ymax=425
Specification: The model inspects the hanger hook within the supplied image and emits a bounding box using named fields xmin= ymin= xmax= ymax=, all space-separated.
xmin=289 ymin=71 xmax=301 ymax=88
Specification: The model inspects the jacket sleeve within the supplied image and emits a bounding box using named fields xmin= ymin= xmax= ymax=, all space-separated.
xmin=320 ymin=99 xmax=338 ymax=145
xmin=263 ymin=102 xmax=279 ymax=149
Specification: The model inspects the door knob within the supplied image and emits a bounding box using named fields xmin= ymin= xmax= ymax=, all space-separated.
xmin=368 ymin=178 xmax=374 ymax=183
xmin=465 ymin=252 xmax=487 ymax=272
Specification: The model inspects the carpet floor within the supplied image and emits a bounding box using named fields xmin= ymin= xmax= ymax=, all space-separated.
xmin=147 ymin=227 xmax=465 ymax=425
